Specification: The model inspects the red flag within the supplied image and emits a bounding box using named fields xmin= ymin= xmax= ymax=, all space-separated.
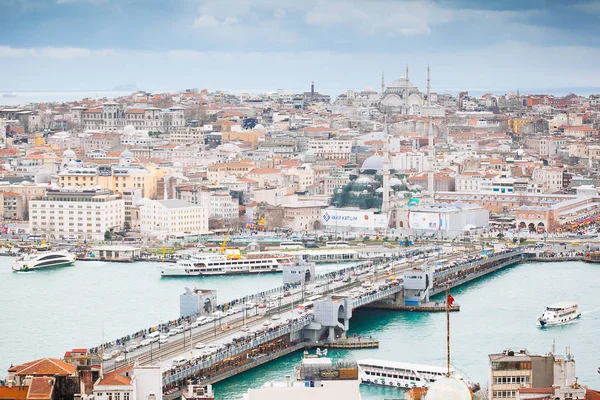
xmin=447 ymin=293 xmax=455 ymax=306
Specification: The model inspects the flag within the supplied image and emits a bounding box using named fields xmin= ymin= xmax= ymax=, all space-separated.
xmin=447 ymin=293 xmax=455 ymax=306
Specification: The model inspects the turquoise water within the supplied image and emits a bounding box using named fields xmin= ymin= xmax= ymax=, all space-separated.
xmin=0 ymin=259 xmax=353 ymax=372
xmin=1 ymin=259 xmax=599 ymax=399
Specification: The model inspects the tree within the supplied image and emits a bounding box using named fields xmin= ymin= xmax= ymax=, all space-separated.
xmin=124 ymin=221 xmax=131 ymax=231
xmin=104 ymin=231 xmax=112 ymax=241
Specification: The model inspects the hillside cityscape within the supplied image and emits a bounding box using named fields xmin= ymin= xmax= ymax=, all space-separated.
xmin=2 ymin=1 xmax=600 ymax=400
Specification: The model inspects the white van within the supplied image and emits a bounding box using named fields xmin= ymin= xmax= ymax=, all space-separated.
xmin=172 ymin=357 xmax=188 ymax=367
xmin=147 ymin=331 xmax=161 ymax=342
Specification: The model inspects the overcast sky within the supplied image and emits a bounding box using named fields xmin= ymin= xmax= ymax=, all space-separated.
xmin=2 ymin=0 xmax=600 ymax=95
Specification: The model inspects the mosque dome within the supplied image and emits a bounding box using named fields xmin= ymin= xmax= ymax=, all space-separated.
xmin=123 ymin=125 xmax=136 ymax=135
xmin=361 ymin=155 xmax=384 ymax=171
xmin=305 ymin=149 xmax=315 ymax=156
xmin=121 ymin=149 xmax=134 ymax=159
xmin=390 ymin=77 xmax=414 ymax=88
xmin=389 ymin=177 xmax=403 ymax=186
xmin=252 ymin=124 xmax=266 ymax=131
xmin=63 ymin=148 xmax=76 ymax=159
xmin=355 ymin=175 xmax=375 ymax=184
xmin=425 ymin=375 xmax=472 ymax=400
xmin=173 ymin=161 xmax=183 ymax=169
xmin=68 ymin=160 xmax=78 ymax=168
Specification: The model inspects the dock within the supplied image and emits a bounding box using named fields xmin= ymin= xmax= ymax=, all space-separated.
xmin=306 ymin=337 xmax=379 ymax=349
xmin=368 ymin=302 xmax=460 ymax=312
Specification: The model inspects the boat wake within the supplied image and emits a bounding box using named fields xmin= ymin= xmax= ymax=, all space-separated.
xmin=15 ymin=271 xmax=35 ymax=274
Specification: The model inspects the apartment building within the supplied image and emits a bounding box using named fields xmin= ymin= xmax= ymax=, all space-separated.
xmin=308 ymin=139 xmax=352 ymax=160
xmin=138 ymin=199 xmax=208 ymax=239
xmin=489 ymin=349 xmax=576 ymax=400
xmin=532 ymin=167 xmax=564 ymax=193
xmin=455 ymin=172 xmax=483 ymax=192
xmin=29 ymin=187 xmax=124 ymax=241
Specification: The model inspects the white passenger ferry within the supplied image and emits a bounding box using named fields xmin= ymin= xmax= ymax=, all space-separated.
xmin=12 ymin=249 xmax=76 ymax=272
xmin=538 ymin=302 xmax=581 ymax=327
xmin=160 ymin=252 xmax=296 ymax=277
xmin=357 ymin=359 xmax=451 ymax=388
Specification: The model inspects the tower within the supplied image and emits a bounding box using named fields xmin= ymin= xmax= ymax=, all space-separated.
xmin=427 ymin=118 xmax=435 ymax=200
xmin=382 ymin=119 xmax=391 ymax=213
xmin=381 ymin=71 xmax=385 ymax=94
xmin=404 ymin=64 xmax=410 ymax=115
xmin=427 ymin=64 xmax=431 ymax=106
xmin=311 ymin=81 xmax=315 ymax=97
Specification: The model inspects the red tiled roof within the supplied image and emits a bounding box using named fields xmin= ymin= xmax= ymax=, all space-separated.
xmin=97 ymin=365 xmax=133 ymax=386
xmin=587 ymin=389 xmax=600 ymax=400
xmin=0 ymin=386 xmax=28 ymax=400
xmin=9 ymin=358 xmax=76 ymax=376
xmin=27 ymin=377 xmax=55 ymax=400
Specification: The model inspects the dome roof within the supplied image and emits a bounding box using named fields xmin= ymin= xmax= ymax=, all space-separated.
xmin=390 ymin=77 xmax=414 ymax=88
xmin=63 ymin=148 xmax=76 ymax=158
xmin=305 ymin=149 xmax=315 ymax=156
xmin=252 ymin=124 xmax=266 ymax=131
xmin=426 ymin=375 xmax=471 ymax=400
xmin=361 ymin=155 xmax=384 ymax=171
xmin=355 ymin=175 xmax=375 ymax=184
xmin=389 ymin=177 xmax=403 ymax=186
xmin=121 ymin=149 xmax=134 ymax=159
xmin=123 ymin=125 xmax=136 ymax=135
xmin=68 ymin=160 xmax=78 ymax=168
xmin=173 ymin=161 xmax=183 ymax=169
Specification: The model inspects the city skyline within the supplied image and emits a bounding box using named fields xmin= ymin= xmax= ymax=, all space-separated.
xmin=3 ymin=0 xmax=600 ymax=92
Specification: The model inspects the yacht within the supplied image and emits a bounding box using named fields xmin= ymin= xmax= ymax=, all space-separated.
xmin=358 ymin=359 xmax=451 ymax=389
xmin=12 ymin=249 xmax=76 ymax=272
xmin=160 ymin=252 xmax=295 ymax=277
xmin=538 ymin=302 xmax=581 ymax=326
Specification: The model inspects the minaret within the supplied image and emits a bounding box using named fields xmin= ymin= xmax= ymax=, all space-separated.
xmin=404 ymin=64 xmax=410 ymax=115
xmin=382 ymin=119 xmax=391 ymax=213
xmin=427 ymin=118 xmax=435 ymax=200
xmin=406 ymin=64 xmax=409 ymax=82
xmin=381 ymin=71 xmax=385 ymax=94
xmin=427 ymin=64 xmax=431 ymax=106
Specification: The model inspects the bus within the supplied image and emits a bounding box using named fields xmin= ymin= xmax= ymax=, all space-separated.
xmin=280 ymin=241 xmax=304 ymax=250
xmin=325 ymin=241 xmax=350 ymax=248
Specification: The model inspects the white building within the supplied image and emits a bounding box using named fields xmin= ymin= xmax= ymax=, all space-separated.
xmin=400 ymin=202 xmax=489 ymax=238
xmin=242 ymin=358 xmax=361 ymax=400
xmin=93 ymin=364 xmax=163 ymax=400
xmin=308 ymin=139 xmax=352 ymax=160
xmin=532 ymin=167 xmax=564 ymax=193
xmin=455 ymin=172 xmax=483 ymax=192
xmin=29 ymin=186 xmax=124 ymax=241
xmin=390 ymin=151 xmax=429 ymax=173
xmin=138 ymin=199 xmax=208 ymax=238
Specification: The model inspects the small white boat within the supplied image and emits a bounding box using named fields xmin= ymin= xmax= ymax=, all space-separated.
xmin=12 ymin=249 xmax=76 ymax=272
xmin=538 ymin=302 xmax=581 ymax=327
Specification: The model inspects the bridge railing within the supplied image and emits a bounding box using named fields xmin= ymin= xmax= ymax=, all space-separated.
xmin=351 ymin=286 xmax=402 ymax=308
xmin=433 ymin=250 xmax=524 ymax=279
xmin=162 ymin=317 xmax=313 ymax=385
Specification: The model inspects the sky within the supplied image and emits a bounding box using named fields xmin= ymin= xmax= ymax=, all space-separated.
xmin=2 ymin=0 xmax=600 ymax=95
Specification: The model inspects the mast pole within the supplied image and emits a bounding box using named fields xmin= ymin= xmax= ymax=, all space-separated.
xmin=446 ymin=286 xmax=450 ymax=375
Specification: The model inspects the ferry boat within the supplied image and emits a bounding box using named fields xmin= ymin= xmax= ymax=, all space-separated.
xmin=160 ymin=252 xmax=296 ymax=277
xmin=12 ymin=248 xmax=76 ymax=272
xmin=538 ymin=302 xmax=581 ymax=326
xmin=357 ymin=359 xmax=451 ymax=389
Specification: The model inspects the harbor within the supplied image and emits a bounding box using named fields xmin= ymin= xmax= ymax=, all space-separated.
xmin=2 ymin=251 xmax=600 ymax=400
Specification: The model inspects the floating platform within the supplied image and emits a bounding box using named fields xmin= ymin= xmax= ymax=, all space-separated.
xmin=306 ymin=338 xmax=379 ymax=349
xmin=395 ymin=303 xmax=460 ymax=312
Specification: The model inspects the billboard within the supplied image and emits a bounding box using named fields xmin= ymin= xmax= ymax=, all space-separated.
xmin=408 ymin=211 xmax=443 ymax=230
xmin=321 ymin=209 xmax=388 ymax=230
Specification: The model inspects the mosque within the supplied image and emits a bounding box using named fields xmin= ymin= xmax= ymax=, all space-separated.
xmin=380 ymin=65 xmax=445 ymax=117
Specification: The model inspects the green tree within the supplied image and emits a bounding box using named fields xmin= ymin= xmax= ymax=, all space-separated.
xmin=124 ymin=221 xmax=131 ymax=231
xmin=104 ymin=231 xmax=112 ymax=241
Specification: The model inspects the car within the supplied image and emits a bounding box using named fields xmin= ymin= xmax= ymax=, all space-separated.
xmin=102 ymin=353 xmax=112 ymax=361
xmin=111 ymin=350 xmax=121 ymax=357
xmin=115 ymin=355 xmax=125 ymax=363
xmin=263 ymin=320 xmax=272 ymax=326
xmin=241 ymin=325 xmax=250 ymax=332
xmin=190 ymin=321 xmax=201 ymax=328
xmin=268 ymin=301 xmax=276 ymax=308
xmin=245 ymin=302 xmax=256 ymax=309
xmin=160 ymin=333 xmax=169 ymax=340
xmin=225 ymin=309 xmax=235 ymax=316
xmin=168 ymin=329 xmax=178 ymax=337
xmin=258 ymin=303 xmax=267 ymax=309
xmin=140 ymin=339 xmax=151 ymax=346
xmin=195 ymin=342 xmax=206 ymax=349
xmin=196 ymin=316 xmax=208 ymax=324
xmin=205 ymin=316 xmax=215 ymax=323
xmin=283 ymin=291 xmax=291 ymax=297
xmin=271 ymin=314 xmax=281 ymax=320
